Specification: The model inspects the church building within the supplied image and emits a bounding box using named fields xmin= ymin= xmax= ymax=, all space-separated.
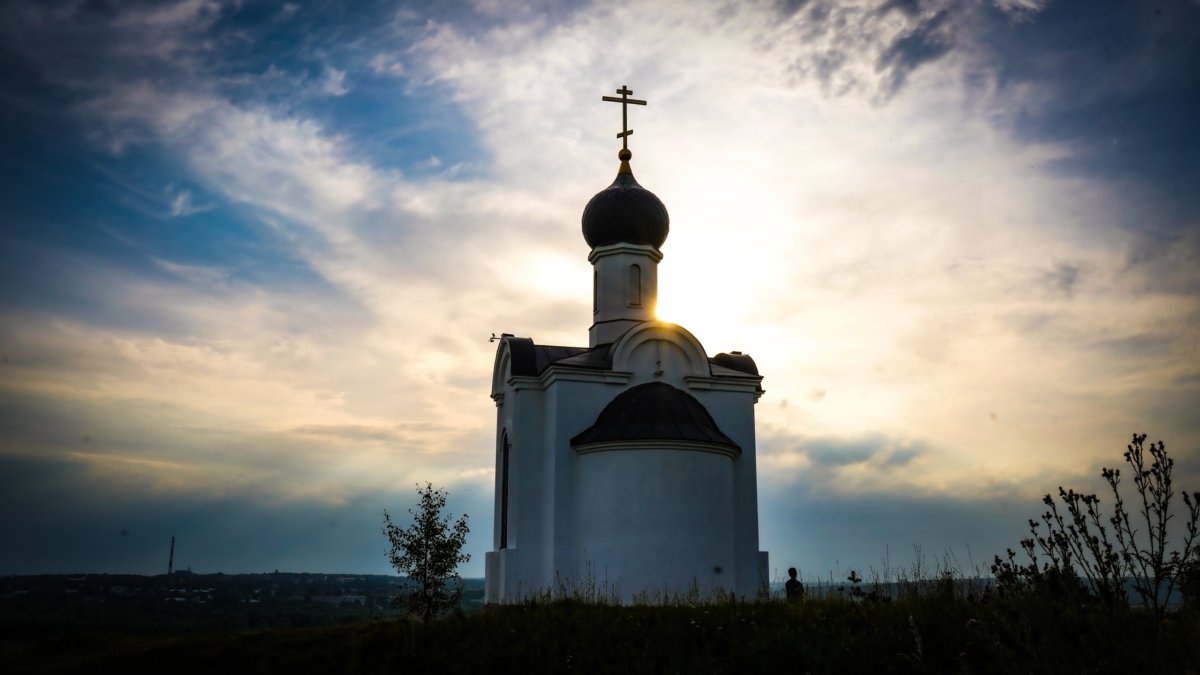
xmin=484 ymin=88 xmax=768 ymax=602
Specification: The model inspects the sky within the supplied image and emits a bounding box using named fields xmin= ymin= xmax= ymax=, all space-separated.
xmin=1 ymin=0 xmax=1198 ymax=580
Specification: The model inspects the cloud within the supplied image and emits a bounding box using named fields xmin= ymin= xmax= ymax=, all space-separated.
xmin=0 ymin=453 xmax=493 ymax=575
xmin=795 ymin=432 xmax=924 ymax=469
xmin=0 ymin=0 xmax=1197 ymax=576
xmin=875 ymin=9 xmax=955 ymax=99
xmin=153 ymin=258 xmax=228 ymax=285
xmin=1043 ymin=262 xmax=1080 ymax=296
xmin=5 ymin=0 xmax=227 ymax=76
xmin=759 ymin=482 xmax=1038 ymax=579
xmin=758 ymin=429 xmax=940 ymax=498
xmin=991 ymin=0 xmax=1048 ymax=19
xmin=167 ymin=188 xmax=215 ymax=217
xmin=369 ymin=52 xmax=406 ymax=77
xmin=319 ymin=66 xmax=349 ymax=97
xmin=275 ymin=2 xmax=300 ymax=22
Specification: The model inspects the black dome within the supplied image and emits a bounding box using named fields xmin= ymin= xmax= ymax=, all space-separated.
xmin=581 ymin=168 xmax=669 ymax=249
xmin=570 ymin=382 xmax=738 ymax=450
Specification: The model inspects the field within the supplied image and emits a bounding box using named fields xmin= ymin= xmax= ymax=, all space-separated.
xmin=4 ymin=572 xmax=1198 ymax=674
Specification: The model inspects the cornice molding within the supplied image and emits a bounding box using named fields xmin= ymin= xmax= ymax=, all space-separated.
xmin=508 ymin=366 xmax=632 ymax=391
xmin=587 ymin=242 xmax=663 ymax=264
xmin=684 ymin=374 xmax=765 ymax=398
xmin=574 ymin=438 xmax=741 ymax=459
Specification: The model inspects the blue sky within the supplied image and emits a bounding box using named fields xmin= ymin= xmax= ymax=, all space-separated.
xmin=1 ymin=0 xmax=1198 ymax=579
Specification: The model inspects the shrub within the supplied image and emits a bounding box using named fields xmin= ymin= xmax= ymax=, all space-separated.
xmin=993 ymin=433 xmax=1200 ymax=619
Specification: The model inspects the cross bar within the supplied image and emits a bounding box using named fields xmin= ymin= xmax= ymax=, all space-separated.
xmin=602 ymin=96 xmax=647 ymax=105
xmin=602 ymin=85 xmax=649 ymax=152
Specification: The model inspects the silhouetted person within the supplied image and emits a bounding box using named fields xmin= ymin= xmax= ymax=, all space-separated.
xmin=785 ymin=567 xmax=804 ymax=602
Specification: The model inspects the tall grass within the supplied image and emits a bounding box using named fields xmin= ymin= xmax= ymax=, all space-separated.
xmin=11 ymin=570 xmax=1195 ymax=674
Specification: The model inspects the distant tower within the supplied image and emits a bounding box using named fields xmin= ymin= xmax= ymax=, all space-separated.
xmin=168 ymin=536 xmax=175 ymax=575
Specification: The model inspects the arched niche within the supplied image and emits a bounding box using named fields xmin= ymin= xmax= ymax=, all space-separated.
xmin=608 ymin=322 xmax=711 ymax=379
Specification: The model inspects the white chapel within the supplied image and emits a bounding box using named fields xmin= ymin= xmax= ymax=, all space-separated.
xmin=484 ymin=88 xmax=767 ymax=602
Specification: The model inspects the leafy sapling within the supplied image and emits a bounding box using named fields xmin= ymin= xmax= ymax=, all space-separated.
xmin=383 ymin=483 xmax=470 ymax=624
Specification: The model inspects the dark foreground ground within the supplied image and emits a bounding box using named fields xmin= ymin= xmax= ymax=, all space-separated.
xmin=4 ymin=585 xmax=1199 ymax=674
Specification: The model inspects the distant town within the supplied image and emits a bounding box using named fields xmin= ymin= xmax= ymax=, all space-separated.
xmin=1 ymin=572 xmax=486 ymax=632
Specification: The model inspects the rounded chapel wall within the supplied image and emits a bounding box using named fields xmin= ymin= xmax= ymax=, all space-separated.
xmin=575 ymin=446 xmax=736 ymax=598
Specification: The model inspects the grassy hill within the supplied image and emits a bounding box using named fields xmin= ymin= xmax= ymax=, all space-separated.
xmin=4 ymin=579 xmax=1198 ymax=674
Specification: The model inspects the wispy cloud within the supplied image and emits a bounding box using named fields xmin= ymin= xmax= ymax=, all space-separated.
xmin=167 ymin=188 xmax=214 ymax=217
xmin=991 ymin=0 xmax=1049 ymax=20
xmin=275 ymin=3 xmax=300 ymax=22
xmin=319 ymin=66 xmax=349 ymax=97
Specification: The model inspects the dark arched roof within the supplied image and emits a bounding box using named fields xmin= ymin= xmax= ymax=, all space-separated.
xmin=711 ymin=352 xmax=758 ymax=376
xmin=581 ymin=169 xmax=669 ymax=249
xmin=570 ymin=382 xmax=738 ymax=450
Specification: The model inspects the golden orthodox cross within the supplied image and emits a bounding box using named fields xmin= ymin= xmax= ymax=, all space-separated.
xmin=602 ymin=86 xmax=647 ymax=155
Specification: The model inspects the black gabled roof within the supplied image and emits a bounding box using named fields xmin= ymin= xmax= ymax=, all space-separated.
xmin=570 ymin=382 xmax=739 ymax=450
xmin=534 ymin=345 xmax=593 ymax=372
xmin=506 ymin=338 xmax=610 ymax=377
xmin=549 ymin=346 xmax=613 ymax=370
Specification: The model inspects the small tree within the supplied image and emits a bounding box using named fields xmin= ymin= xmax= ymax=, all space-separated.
xmin=383 ymin=483 xmax=470 ymax=624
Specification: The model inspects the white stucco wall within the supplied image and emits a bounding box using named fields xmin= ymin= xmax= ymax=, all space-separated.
xmin=692 ymin=388 xmax=764 ymax=595
xmin=575 ymin=445 xmax=736 ymax=600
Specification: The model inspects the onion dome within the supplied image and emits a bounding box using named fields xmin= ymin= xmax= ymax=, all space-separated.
xmin=581 ymin=153 xmax=670 ymax=249
xmin=570 ymin=382 xmax=738 ymax=451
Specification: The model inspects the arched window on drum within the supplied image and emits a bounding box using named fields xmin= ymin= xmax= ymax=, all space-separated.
xmin=629 ymin=264 xmax=642 ymax=307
